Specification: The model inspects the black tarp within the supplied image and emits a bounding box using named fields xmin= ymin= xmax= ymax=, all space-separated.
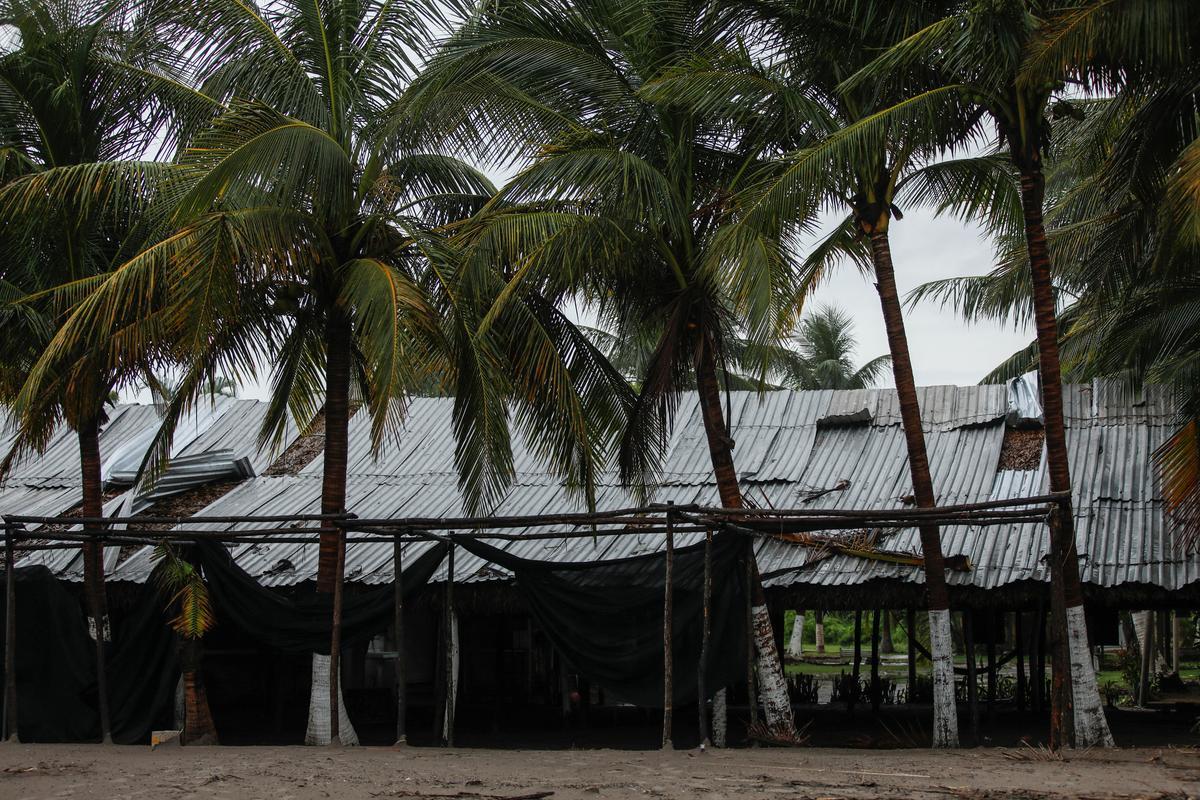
xmin=0 ymin=540 xmax=446 ymax=742
xmin=0 ymin=566 xmax=178 ymax=743
xmin=455 ymin=533 xmax=751 ymax=708
xmin=192 ymin=539 xmax=447 ymax=653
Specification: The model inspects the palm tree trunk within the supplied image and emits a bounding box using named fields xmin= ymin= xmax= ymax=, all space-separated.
xmin=1017 ymin=167 xmax=1113 ymax=749
xmin=180 ymin=639 xmax=218 ymax=745
xmin=78 ymin=421 xmax=112 ymax=744
xmin=786 ymin=610 xmax=805 ymax=660
xmin=694 ymin=335 xmax=795 ymax=738
xmin=868 ymin=228 xmax=959 ymax=748
xmin=311 ymin=311 xmax=359 ymax=746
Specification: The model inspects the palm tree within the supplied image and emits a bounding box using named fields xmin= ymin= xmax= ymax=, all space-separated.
xmin=653 ymin=0 xmax=986 ymax=746
xmin=152 ymin=543 xmax=218 ymax=745
xmin=0 ymin=0 xmax=201 ymax=744
xmin=858 ymin=0 xmax=1200 ymax=747
xmin=25 ymin=0 xmax=637 ymax=745
xmin=406 ymin=0 xmax=805 ymax=739
xmin=783 ymin=305 xmax=890 ymax=390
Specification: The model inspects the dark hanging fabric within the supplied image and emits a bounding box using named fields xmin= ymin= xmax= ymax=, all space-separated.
xmin=192 ymin=539 xmax=446 ymax=653
xmin=454 ymin=533 xmax=751 ymax=708
xmin=108 ymin=581 xmax=180 ymax=743
xmin=0 ymin=566 xmax=100 ymax=742
xmin=0 ymin=566 xmax=178 ymax=744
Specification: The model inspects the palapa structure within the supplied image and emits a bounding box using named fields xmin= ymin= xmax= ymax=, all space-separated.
xmin=1 ymin=380 xmax=1196 ymax=746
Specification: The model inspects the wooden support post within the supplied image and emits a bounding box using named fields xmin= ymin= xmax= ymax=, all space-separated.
xmin=1137 ymin=610 xmax=1153 ymax=708
xmin=698 ymin=527 xmax=712 ymax=748
xmin=745 ymin=555 xmax=758 ymax=734
xmin=987 ymin=610 xmax=998 ymax=723
xmin=870 ymin=609 xmax=881 ymax=714
xmin=1035 ymin=600 xmax=1047 ymax=714
xmin=1016 ymin=611 xmax=1027 ymax=713
xmin=329 ymin=524 xmax=346 ymax=744
xmin=4 ymin=526 xmax=17 ymax=742
xmin=1172 ymin=612 xmax=1182 ymax=674
xmin=850 ymin=610 xmax=862 ymax=713
xmin=393 ymin=534 xmax=406 ymax=746
xmin=85 ymin=523 xmax=112 ymax=744
xmin=965 ymin=611 xmax=979 ymax=745
xmin=906 ymin=607 xmax=917 ymax=704
xmin=444 ymin=540 xmax=456 ymax=746
xmin=662 ymin=505 xmax=675 ymax=749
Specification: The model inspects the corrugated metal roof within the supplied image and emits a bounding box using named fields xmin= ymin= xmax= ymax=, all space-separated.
xmin=18 ymin=382 xmax=1197 ymax=597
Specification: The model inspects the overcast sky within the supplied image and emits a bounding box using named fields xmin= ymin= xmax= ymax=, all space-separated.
xmin=202 ymin=208 xmax=1031 ymax=405
xmin=807 ymin=211 xmax=1031 ymax=389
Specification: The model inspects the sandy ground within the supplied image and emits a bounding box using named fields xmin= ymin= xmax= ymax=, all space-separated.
xmin=1 ymin=744 xmax=1198 ymax=800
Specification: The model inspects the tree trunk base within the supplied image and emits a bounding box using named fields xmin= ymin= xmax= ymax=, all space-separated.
xmin=929 ymin=609 xmax=960 ymax=748
xmin=786 ymin=612 xmax=805 ymax=661
xmin=306 ymin=653 xmax=359 ymax=746
xmin=1067 ymin=605 xmax=1114 ymax=747
xmin=751 ymin=604 xmax=797 ymax=739
xmin=711 ymin=688 xmax=727 ymax=748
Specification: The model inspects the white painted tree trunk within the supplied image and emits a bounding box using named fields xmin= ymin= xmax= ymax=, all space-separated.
xmin=87 ymin=614 xmax=111 ymax=643
xmin=815 ymin=621 xmax=825 ymax=654
xmin=786 ymin=611 xmax=805 ymax=660
xmin=442 ymin=609 xmax=459 ymax=744
xmin=174 ymin=675 xmax=185 ymax=731
xmin=1067 ymin=605 xmax=1114 ymax=747
xmin=928 ymin=609 xmax=959 ymax=748
xmin=1133 ymin=611 xmax=1166 ymax=672
xmin=751 ymin=604 xmax=795 ymax=734
xmin=711 ymin=688 xmax=727 ymax=748
xmin=306 ymin=652 xmax=359 ymax=746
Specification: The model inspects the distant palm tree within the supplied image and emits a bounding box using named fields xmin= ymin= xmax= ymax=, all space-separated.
xmin=783 ymin=306 xmax=890 ymax=390
xmin=585 ymin=305 xmax=889 ymax=392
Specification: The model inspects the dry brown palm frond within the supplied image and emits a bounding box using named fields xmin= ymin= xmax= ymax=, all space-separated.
xmin=1155 ymin=419 xmax=1199 ymax=551
xmin=1002 ymin=741 xmax=1066 ymax=762
xmin=746 ymin=718 xmax=811 ymax=747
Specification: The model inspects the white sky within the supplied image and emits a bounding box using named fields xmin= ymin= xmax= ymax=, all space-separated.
xmin=809 ymin=210 xmax=1032 ymax=389
xmin=202 ymin=206 xmax=1031 ymax=405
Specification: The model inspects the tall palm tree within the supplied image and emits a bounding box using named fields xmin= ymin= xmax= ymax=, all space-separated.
xmin=0 ymin=0 xmax=201 ymax=744
xmin=856 ymin=0 xmax=1199 ymax=748
xmin=783 ymin=305 xmax=890 ymax=390
xmin=25 ymin=0 xmax=637 ymax=745
xmin=652 ymin=0 xmax=986 ymax=746
xmin=406 ymin=0 xmax=805 ymax=739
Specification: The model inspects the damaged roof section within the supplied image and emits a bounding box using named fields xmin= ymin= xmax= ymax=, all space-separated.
xmin=12 ymin=381 xmax=1196 ymax=601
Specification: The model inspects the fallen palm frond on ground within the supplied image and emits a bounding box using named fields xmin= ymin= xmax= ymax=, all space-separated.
xmin=747 ymin=718 xmax=812 ymax=747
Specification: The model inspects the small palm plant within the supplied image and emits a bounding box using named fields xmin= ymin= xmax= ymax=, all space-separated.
xmin=152 ymin=543 xmax=218 ymax=746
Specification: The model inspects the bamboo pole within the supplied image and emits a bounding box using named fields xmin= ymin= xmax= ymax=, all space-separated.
xmin=1036 ymin=603 xmax=1047 ymax=714
xmin=662 ymin=505 xmax=675 ymax=749
xmin=906 ymin=608 xmax=917 ymax=704
xmin=870 ymin=609 xmax=881 ymax=714
xmin=393 ymin=535 xmax=406 ymax=746
xmin=965 ymin=611 xmax=979 ymax=745
xmin=987 ymin=611 xmax=998 ymax=724
xmin=1016 ymin=612 xmax=1027 ymax=713
xmin=84 ymin=523 xmax=112 ymax=744
xmin=698 ymin=527 xmax=712 ymax=748
xmin=444 ymin=541 xmax=456 ymax=746
xmin=850 ymin=610 xmax=862 ymax=713
xmin=329 ymin=525 xmax=346 ymax=745
xmin=745 ymin=554 xmax=757 ymax=734
xmin=4 ymin=527 xmax=16 ymax=742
